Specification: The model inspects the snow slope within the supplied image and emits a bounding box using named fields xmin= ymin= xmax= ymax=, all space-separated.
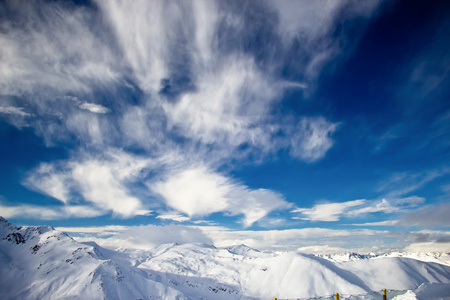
xmin=0 ymin=217 xmax=190 ymax=300
xmin=1 ymin=217 xmax=450 ymax=300
xmin=319 ymin=251 xmax=450 ymax=266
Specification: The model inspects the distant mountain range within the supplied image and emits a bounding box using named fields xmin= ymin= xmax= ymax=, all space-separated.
xmin=1 ymin=216 xmax=449 ymax=299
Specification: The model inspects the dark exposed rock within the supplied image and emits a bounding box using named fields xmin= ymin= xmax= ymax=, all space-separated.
xmin=4 ymin=232 xmax=26 ymax=244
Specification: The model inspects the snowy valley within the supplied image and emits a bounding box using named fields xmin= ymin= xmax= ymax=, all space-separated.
xmin=1 ymin=216 xmax=449 ymax=300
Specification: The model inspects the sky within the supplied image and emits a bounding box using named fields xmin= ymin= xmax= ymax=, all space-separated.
xmin=1 ymin=0 xmax=450 ymax=253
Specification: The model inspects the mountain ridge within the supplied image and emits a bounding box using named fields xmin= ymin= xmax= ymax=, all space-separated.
xmin=1 ymin=217 xmax=450 ymax=299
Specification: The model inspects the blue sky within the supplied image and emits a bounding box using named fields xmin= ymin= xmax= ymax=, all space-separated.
xmin=1 ymin=0 xmax=450 ymax=253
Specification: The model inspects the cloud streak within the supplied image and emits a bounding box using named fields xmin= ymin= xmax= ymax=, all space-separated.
xmin=292 ymin=199 xmax=367 ymax=222
xmin=292 ymin=196 xmax=427 ymax=222
xmin=0 ymin=203 xmax=104 ymax=220
xmin=70 ymin=97 xmax=111 ymax=114
xmin=377 ymin=170 xmax=449 ymax=199
xmin=0 ymin=106 xmax=32 ymax=117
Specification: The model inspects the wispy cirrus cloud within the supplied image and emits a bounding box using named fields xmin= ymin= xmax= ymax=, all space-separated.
xmin=289 ymin=117 xmax=339 ymax=162
xmin=69 ymin=97 xmax=111 ymax=114
xmin=0 ymin=104 xmax=33 ymax=128
xmin=292 ymin=196 xmax=426 ymax=222
xmin=345 ymin=197 xmax=425 ymax=217
xmin=0 ymin=0 xmax=348 ymax=162
xmin=156 ymin=214 xmax=191 ymax=223
xmin=0 ymin=202 xmax=105 ymax=220
xmin=0 ymin=0 xmax=121 ymax=97
xmin=163 ymin=56 xmax=279 ymax=149
xmin=372 ymin=15 xmax=450 ymax=156
xmin=292 ymin=199 xmax=367 ymax=222
xmin=272 ymin=0 xmax=382 ymax=92
xmin=351 ymin=220 xmax=399 ymax=227
xmin=0 ymin=106 xmax=32 ymax=117
xmin=377 ymin=169 xmax=450 ymax=199
xmin=1 ymin=0 xmax=384 ymax=225
xmin=291 ymin=168 xmax=448 ymax=224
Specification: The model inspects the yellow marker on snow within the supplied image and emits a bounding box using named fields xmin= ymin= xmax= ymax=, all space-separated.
xmin=383 ymin=288 xmax=387 ymax=300
xmin=335 ymin=293 xmax=339 ymax=300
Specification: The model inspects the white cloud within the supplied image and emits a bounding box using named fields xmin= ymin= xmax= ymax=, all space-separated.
xmin=1 ymin=0 xmax=388 ymax=229
xmin=24 ymin=150 xmax=157 ymax=218
xmin=228 ymin=188 xmax=292 ymax=227
xmin=293 ymin=196 xmax=431 ymax=223
xmin=292 ymin=199 xmax=366 ymax=221
xmin=95 ymin=0 xmax=200 ymax=93
xmin=272 ymin=0 xmax=380 ymax=40
xmin=271 ymin=0 xmax=381 ymax=87
xmin=68 ymin=96 xmax=111 ymax=114
xmin=289 ymin=117 xmax=339 ymax=162
xmin=394 ymin=196 xmax=426 ymax=206
xmin=377 ymin=170 xmax=449 ymax=198
xmin=151 ymin=165 xmax=291 ymax=227
xmin=348 ymin=199 xmax=400 ymax=216
xmin=63 ymin=109 xmax=120 ymax=147
xmin=22 ymin=163 xmax=71 ymax=204
xmin=0 ymin=0 xmax=121 ymax=97
xmin=119 ymin=104 xmax=168 ymax=151
xmin=70 ymin=153 xmax=151 ymax=218
xmin=96 ymin=0 xmax=340 ymax=164
xmin=163 ymin=56 xmax=278 ymax=148
xmin=0 ymin=203 xmax=104 ymax=220
xmin=272 ymin=0 xmax=342 ymax=40
xmin=0 ymin=0 xmax=347 ymax=165
xmin=351 ymin=220 xmax=399 ymax=227
xmin=156 ymin=214 xmax=191 ymax=222
xmin=152 ymin=166 xmax=231 ymax=217
xmin=0 ymin=106 xmax=32 ymax=117
xmin=22 ymin=151 xmax=289 ymax=224
xmin=0 ymin=105 xmax=33 ymax=128
xmin=78 ymin=102 xmax=110 ymax=114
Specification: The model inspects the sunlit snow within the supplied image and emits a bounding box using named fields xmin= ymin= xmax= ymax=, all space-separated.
xmin=1 ymin=217 xmax=449 ymax=299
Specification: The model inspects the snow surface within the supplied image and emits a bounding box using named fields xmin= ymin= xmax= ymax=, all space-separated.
xmin=1 ymin=217 xmax=450 ymax=300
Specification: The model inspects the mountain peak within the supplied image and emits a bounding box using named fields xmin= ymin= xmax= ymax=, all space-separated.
xmin=0 ymin=216 xmax=17 ymax=238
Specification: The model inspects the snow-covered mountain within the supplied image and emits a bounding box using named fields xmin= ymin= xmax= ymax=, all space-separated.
xmin=318 ymin=251 xmax=450 ymax=266
xmin=1 ymin=217 xmax=450 ymax=300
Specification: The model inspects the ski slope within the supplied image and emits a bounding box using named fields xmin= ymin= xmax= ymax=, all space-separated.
xmin=1 ymin=217 xmax=449 ymax=300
